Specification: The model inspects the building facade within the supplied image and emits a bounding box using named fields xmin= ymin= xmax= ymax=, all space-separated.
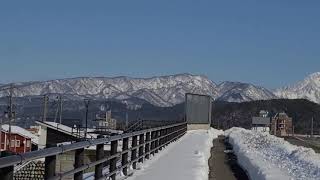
xmin=252 ymin=110 xmax=271 ymax=132
xmin=1 ymin=131 xmax=32 ymax=153
xmin=270 ymin=112 xmax=293 ymax=137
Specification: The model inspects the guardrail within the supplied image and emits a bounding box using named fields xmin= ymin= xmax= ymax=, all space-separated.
xmin=0 ymin=122 xmax=187 ymax=180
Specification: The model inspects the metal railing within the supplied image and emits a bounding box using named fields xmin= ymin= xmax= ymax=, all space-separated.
xmin=0 ymin=122 xmax=187 ymax=180
xmin=125 ymin=119 xmax=182 ymax=132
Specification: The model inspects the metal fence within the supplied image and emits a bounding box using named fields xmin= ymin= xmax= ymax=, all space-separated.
xmin=0 ymin=122 xmax=187 ymax=180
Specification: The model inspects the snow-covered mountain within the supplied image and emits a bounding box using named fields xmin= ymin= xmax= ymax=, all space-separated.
xmin=217 ymin=82 xmax=277 ymax=102
xmin=274 ymin=72 xmax=320 ymax=104
xmin=0 ymin=74 xmax=218 ymax=107
xmin=0 ymin=74 xmax=278 ymax=106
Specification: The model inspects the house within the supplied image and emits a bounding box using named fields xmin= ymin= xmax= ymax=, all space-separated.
xmin=270 ymin=112 xmax=293 ymax=137
xmin=252 ymin=110 xmax=271 ymax=132
xmin=1 ymin=125 xmax=39 ymax=153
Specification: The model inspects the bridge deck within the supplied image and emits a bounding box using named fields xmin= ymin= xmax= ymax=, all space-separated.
xmin=126 ymin=129 xmax=219 ymax=180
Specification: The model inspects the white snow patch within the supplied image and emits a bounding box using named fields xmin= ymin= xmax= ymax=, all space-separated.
xmin=225 ymin=127 xmax=320 ymax=180
xmin=117 ymin=128 xmax=223 ymax=180
xmin=1 ymin=124 xmax=39 ymax=144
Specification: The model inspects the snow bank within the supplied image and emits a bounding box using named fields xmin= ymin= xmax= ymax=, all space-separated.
xmin=225 ymin=127 xmax=320 ymax=180
xmin=125 ymin=128 xmax=223 ymax=180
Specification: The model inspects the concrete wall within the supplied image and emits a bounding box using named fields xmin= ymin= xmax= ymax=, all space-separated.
xmin=38 ymin=126 xmax=47 ymax=149
xmin=56 ymin=151 xmax=75 ymax=180
xmin=56 ymin=149 xmax=110 ymax=180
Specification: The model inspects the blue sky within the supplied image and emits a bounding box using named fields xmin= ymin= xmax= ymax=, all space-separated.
xmin=0 ymin=1 xmax=319 ymax=88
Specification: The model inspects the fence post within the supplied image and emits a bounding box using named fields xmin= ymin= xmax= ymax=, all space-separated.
xmin=95 ymin=136 xmax=104 ymax=180
xmin=168 ymin=127 xmax=172 ymax=143
xmin=145 ymin=132 xmax=151 ymax=159
xmin=131 ymin=135 xmax=138 ymax=169
xmin=164 ymin=128 xmax=168 ymax=146
xmin=45 ymin=144 xmax=56 ymax=180
xmin=0 ymin=166 xmax=14 ymax=180
xmin=139 ymin=133 xmax=145 ymax=163
xmin=122 ymin=137 xmax=129 ymax=176
xmin=0 ymin=151 xmax=14 ymax=180
xmin=155 ymin=130 xmax=160 ymax=153
xmin=74 ymin=148 xmax=84 ymax=180
xmin=172 ymin=127 xmax=175 ymax=141
xmin=159 ymin=129 xmax=163 ymax=151
xmin=150 ymin=131 xmax=155 ymax=156
xmin=110 ymin=140 xmax=118 ymax=180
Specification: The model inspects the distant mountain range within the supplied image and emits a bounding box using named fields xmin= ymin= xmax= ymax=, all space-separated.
xmin=0 ymin=72 xmax=319 ymax=107
xmin=274 ymin=72 xmax=320 ymax=104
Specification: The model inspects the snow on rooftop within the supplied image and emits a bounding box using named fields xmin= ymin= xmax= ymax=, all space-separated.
xmin=37 ymin=121 xmax=122 ymax=139
xmin=42 ymin=121 xmax=74 ymax=133
xmin=226 ymin=127 xmax=320 ymax=180
xmin=1 ymin=124 xmax=39 ymax=144
xmin=124 ymin=128 xmax=223 ymax=180
xmin=37 ymin=121 xmax=95 ymax=139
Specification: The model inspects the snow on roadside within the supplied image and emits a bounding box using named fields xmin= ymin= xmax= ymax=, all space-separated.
xmin=125 ymin=128 xmax=223 ymax=180
xmin=225 ymin=127 xmax=320 ymax=180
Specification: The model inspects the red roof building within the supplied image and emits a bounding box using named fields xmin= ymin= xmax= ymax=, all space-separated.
xmin=1 ymin=130 xmax=32 ymax=153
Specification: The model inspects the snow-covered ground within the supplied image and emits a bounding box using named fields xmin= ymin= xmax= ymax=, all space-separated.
xmin=117 ymin=128 xmax=223 ymax=180
xmin=225 ymin=127 xmax=320 ymax=180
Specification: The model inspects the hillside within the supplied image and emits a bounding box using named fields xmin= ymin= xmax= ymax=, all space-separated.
xmin=212 ymin=99 xmax=320 ymax=134
xmin=0 ymin=74 xmax=276 ymax=107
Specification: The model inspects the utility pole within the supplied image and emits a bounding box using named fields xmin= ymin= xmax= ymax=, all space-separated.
xmin=0 ymin=117 xmax=2 ymax=155
xmin=54 ymin=96 xmax=59 ymax=123
xmin=125 ymin=112 xmax=129 ymax=129
xmin=125 ymin=102 xmax=129 ymax=129
xmin=8 ymin=84 xmax=14 ymax=152
xmin=292 ymin=125 xmax=295 ymax=137
xmin=84 ymin=99 xmax=90 ymax=139
xmin=311 ymin=117 xmax=314 ymax=137
xmin=59 ymin=95 xmax=63 ymax=124
xmin=42 ymin=95 xmax=48 ymax=122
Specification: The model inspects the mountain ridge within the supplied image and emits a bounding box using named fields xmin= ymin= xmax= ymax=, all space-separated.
xmin=0 ymin=72 xmax=319 ymax=106
xmin=274 ymin=72 xmax=320 ymax=104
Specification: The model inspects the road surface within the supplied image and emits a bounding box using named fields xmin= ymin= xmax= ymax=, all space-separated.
xmin=208 ymin=136 xmax=249 ymax=180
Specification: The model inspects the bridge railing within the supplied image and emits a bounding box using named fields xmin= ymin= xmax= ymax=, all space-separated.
xmin=0 ymin=122 xmax=187 ymax=180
